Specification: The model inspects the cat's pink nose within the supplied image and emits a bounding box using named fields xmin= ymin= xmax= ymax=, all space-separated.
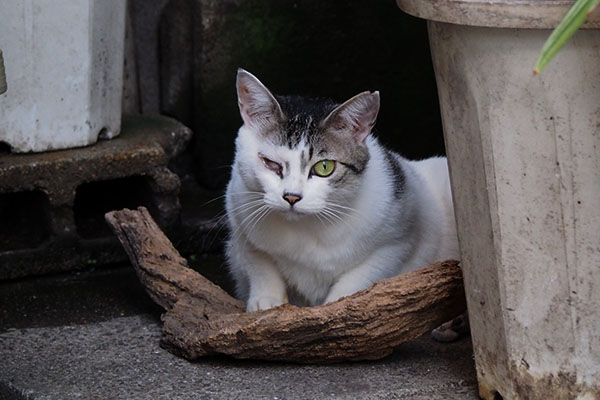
xmin=283 ymin=192 xmax=302 ymax=206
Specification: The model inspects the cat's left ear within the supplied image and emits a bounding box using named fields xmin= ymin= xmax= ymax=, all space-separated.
xmin=322 ymin=91 xmax=380 ymax=144
xmin=236 ymin=69 xmax=283 ymax=129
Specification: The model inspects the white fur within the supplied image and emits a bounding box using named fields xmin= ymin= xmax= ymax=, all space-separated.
xmin=225 ymin=124 xmax=459 ymax=312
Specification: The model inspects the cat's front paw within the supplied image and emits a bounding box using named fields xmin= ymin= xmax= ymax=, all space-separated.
xmin=324 ymin=284 xmax=356 ymax=304
xmin=246 ymin=296 xmax=287 ymax=312
xmin=431 ymin=311 xmax=470 ymax=342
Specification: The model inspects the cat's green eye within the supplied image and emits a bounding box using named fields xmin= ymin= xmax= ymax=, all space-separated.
xmin=311 ymin=159 xmax=336 ymax=177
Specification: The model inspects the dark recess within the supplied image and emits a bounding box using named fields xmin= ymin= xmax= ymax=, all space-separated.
xmin=0 ymin=191 xmax=51 ymax=252
xmin=74 ymin=176 xmax=157 ymax=239
xmin=0 ymin=141 xmax=11 ymax=154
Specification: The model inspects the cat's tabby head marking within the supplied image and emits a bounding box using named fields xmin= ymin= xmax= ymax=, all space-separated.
xmin=234 ymin=69 xmax=379 ymax=219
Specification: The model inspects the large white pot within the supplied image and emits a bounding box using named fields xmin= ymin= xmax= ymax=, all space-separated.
xmin=0 ymin=1 xmax=126 ymax=153
xmin=397 ymin=1 xmax=600 ymax=399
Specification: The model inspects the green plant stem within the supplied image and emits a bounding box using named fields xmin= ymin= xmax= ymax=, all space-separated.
xmin=0 ymin=50 xmax=6 ymax=94
xmin=533 ymin=0 xmax=599 ymax=75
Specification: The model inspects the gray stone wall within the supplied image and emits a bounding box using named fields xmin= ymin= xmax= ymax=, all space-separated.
xmin=130 ymin=0 xmax=442 ymax=189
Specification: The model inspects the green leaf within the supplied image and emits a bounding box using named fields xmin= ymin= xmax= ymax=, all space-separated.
xmin=0 ymin=50 xmax=6 ymax=94
xmin=533 ymin=0 xmax=599 ymax=75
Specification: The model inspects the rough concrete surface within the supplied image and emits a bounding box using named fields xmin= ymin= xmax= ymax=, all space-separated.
xmin=0 ymin=316 xmax=477 ymax=400
xmin=0 ymin=265 xmax=479 ymax=399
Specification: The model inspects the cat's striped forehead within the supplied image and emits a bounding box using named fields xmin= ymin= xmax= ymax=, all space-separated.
xmin=275 ymin=95 xmax=338 ymax=149
xmin=255 ymin=94 xmax=371 ymax=179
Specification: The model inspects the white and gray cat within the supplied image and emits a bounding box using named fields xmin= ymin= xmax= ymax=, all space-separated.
xmin=225 ymin=69 xmax=460 ymax=315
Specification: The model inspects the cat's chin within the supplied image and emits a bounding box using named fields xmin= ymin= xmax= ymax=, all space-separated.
xmin=277 ymin=208 xmax=311 ymax=221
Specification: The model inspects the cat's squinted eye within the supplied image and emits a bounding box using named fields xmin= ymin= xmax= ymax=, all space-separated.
xmin=311 ymin=159 xmax=336 ymax=177
xmin=258 ymin=154 xmax=283 ymax=178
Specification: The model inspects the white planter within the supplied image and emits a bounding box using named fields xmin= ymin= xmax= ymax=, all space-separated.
xmin=0 ymin=1 xmax=126 ymax=153
xmin=397 ymin=1 xmax=600 ymax=399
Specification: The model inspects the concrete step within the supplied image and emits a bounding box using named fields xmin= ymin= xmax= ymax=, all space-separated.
xmin=0 ymin=264 xmax=479 ymax=399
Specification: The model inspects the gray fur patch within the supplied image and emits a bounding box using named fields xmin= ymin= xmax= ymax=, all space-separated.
xmin=330 ymin=168 xmax=349 ymax=186
xmin=300 ymin=150 xmax=309 ymax=172
xmin=383 ymin=150 xmax=405 ymax=196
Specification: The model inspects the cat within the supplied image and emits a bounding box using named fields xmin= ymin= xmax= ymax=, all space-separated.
xmin=225 ymin=69 xmax=460 ymax=313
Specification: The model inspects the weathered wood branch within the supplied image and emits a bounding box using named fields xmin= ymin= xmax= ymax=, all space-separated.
xmin=105 ymin=207 xmax=466 ymax=363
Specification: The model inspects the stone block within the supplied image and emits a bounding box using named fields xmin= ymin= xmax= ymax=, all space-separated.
xmin=0 ymin=115 xmax=191 ymax=279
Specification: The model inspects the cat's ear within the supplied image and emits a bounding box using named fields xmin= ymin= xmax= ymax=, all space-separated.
xmin=236 ymin=69 xmax=283 ymax=128
xmin=322 ymin=91 xmax=380 ymax=144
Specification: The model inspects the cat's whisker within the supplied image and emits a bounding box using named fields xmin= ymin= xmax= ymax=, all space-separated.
xmin=198 ymin=206 xmax=231 ymax=250
xmin=318 ymin=209 xmax=339 ymax=226
xmin=199 ymin=191 xmax=262 ymax=208
xmin=232 ymin=203 xmax=268 ymax=242
xmin=243 ymin=211 xmax=262 ymax=236
xmin=321 ymin=207 xmax=344 ymax=222
xmin=320 ymin=212 xmax=346 ymax=229
xmin=227 ymin=191 xmax=265 ymax=197
xmin=199 ymin=192 xmax=266 ymax=247
xmin=203 ymin=202 xmax=262 ymax=251
xmin=324 ymin=203 xmax=365 ymax=228
xmin=235 ymin=207 xmax=269 ymax=244
xmin=212 ymin=164 xmax=234 ymax=170
xmin=318 ymin=212 xmax=335 ymax=226
xmin=245 ymin=205 xmax=272 ymax=239
xmin=213 ymin=201 xmax=262 ymax=246
xmin=327 ymin=201 xmax=365 ymax=219
xmin=225 ymin=199 xmax=265 ymax=214
xmin=201 ymin=219 xmax=228 ymax=251
xmin=324 ymin=206 xmax=353 ymax=219
xmin=327 ymin=202 xmax=359 ymax=214
xmin=199 ymin=194 xmax=226 ymax=208
xmin=205 ymin=199 xmax=264 ymax=235
xmin=313 ymin=212 xmax=327 ymax=228
xmin=236 ymin=203 xmax=265 ymax=228
xmin=321 ymin=207 xmax=356 ymax=231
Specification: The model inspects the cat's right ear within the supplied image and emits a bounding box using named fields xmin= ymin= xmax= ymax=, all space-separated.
xmin=322 ymin=91 xmax=380 ymax=144
xmin=236 ymin=69 xmax=283 ymax=128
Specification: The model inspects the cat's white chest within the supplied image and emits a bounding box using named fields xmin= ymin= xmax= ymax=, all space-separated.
xmin=249 ymin=215 xmax=355 ymax=304
xmin=249 ymin=213 xmax=349 ymax=270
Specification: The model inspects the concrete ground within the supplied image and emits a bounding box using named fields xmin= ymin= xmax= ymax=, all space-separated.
xmin=0 ymin=263 xmax=479 ymax=399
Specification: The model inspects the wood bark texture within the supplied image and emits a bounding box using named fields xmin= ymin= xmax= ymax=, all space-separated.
xmin=105 ymin=207 xmax=466 ymax=363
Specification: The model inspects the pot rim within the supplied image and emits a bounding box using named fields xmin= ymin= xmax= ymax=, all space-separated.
xmin=396 ymin=0 xmax=600 ymax=29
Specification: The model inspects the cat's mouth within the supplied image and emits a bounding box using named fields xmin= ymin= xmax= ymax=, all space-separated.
xmin=278 ymin=206 xmax=311 ymax=220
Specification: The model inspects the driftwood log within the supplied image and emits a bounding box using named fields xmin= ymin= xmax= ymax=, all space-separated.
xmin=105 ymin=207 xmax=466 ymax=363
